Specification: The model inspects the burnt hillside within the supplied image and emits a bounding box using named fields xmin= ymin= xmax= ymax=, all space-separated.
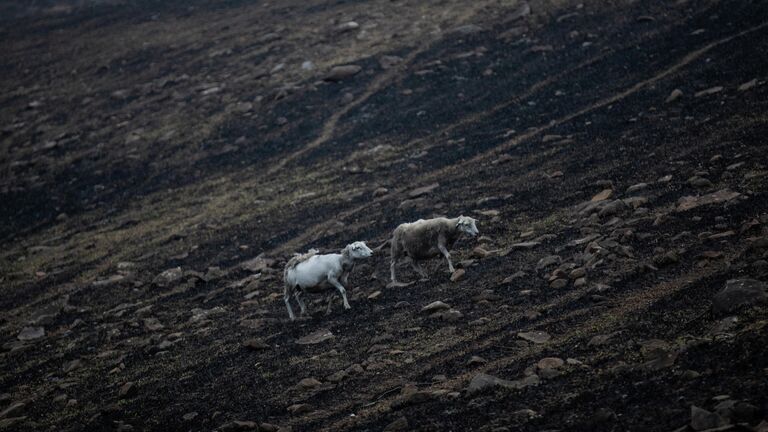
xmin=1 ymin=0 xmax=768 ymax=431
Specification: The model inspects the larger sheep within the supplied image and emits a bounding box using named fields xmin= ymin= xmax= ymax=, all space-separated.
xmin=388 ymin=216 xmax=479 ymax=286
xmin=283 ymin=241 xmax=373 ymax=320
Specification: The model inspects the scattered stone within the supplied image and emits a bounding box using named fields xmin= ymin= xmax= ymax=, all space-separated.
xmin=695 ymin=86 xmax=723 ymax=97
xmin=690 ymin=405 xmax=725 ymax=431
xmin=0 ymin=402 xmax=25 ymax=419
xmin=449 ymin=24 xmax=485 ymax=36
xmin=467 ymin=356 xmax=487 ymax=366
xmin=297 ymin=378 xmax=322 ymax=389
xmin=336 ymin=21 xmax=359 ymax=32
xmin=384 ymin=417 xmax=409 ymax=432
xmin=712 ymin=278 xmax=767 ymax=314
xmin=373 ymin=187 xmax=389 ymax=197
xmin=243 ymin=338 xmax=269 ymax=350
xmin=182 ymin=412 xmax=198 ymax=421
xmin=408 ymin=183 xmax=439 ymax=198
xmin=367 ymin=290 xmax=382 ymax=300
xmin=676 ymin=189 xmax=741 ymax=212
xmin=688 ymin=176 xmax=714 ymax=189
xmin=591 ymin=189 xmax=613 ymax=202
xmin=324 ymin=65 xmax=362 ymax=82
xmin=287 ymin=404 xmax=313 ymax=415
xmin=153 ymin=267 xmax=183 ymax=287
xmin=143 ymin=318 xmax=164 ymax=332
xmin=63 ymin=359 xmax=82 ymax=373
xmin=297 ymin=329 xmax=335 ymax=345
xmin=665 ymin=89 xmax=683 ymax=103
xmin=118 ymin=382 xmax=137 ymax=399
xmin=626 ymin=183 xmax=648 ymax=194
xmin=17 ymin=326 xmax=45 ymax=341
xmin=219 ymin=420 xmax=259 ymax=431
xmin=465 ymin=372 xmax=539 ymax=394
xmin=550 ymin=279 xmax=567 ymax=289
xmin=517 ymin=331 xmax=551 ymax=344
xmin=432 ymin=309 xmax=464 ymax=322
xmin=598 ymin=200 xmax=628 ymax=217
xmin=450 ymin=269 xmax=466 ymax=282
xmin=537 ymin=357 xmax=564 ymax=370
xmin=241 ymin=255 xmax=275 ymax=272
xmin=510 ymin=241 xmax=540 ymax=250
xmin=536 ymin=255 xmax=561 ymax=270
xmin=422 ymin=301 xmax=451 ymax=313
xmin=738 ymin=79 xmax=758 ymax=92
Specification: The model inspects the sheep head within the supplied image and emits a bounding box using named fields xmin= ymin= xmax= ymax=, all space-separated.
xmin=457 ymin=216 xmax=479 ymax=237
xmin=344 ymin=241 xmax=373 ymax=259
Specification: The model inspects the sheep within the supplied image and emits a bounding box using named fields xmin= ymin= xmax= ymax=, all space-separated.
xmin=283 ymin=241 xmax=373 ymax=320
xmin=388 ymin=216 xmax=479 ymax=286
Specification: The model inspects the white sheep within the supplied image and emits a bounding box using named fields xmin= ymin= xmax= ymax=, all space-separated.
xmin=283 ymin=241 xmax=373 ymax=320
xmin=388 ymin=216 xmax=479 ymax=286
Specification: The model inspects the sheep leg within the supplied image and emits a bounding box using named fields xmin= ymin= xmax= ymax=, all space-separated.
xmin=294 ymin=291 xmax=307 ymax=315
xmin=284 ymin=288 xmax=296 ymax=321
xmin=325 ymin=294 xmax=335 ymax=315
xmin=328 ymin=276 xmax=351 ymax=309
xmin=438 ymin=243 xmax=455 ymax=273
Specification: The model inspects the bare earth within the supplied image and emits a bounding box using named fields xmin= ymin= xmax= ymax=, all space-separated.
xmin=1 ymin=0 xmax=768 ymax=431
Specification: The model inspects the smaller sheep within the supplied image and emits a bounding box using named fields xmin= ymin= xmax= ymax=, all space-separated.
xmin=389 ymin=216 xmax=479 ymax=286
xmin=283 ymin=241 xmax=373 ymax=320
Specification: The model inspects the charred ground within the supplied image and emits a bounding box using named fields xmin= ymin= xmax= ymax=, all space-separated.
xmin=1 ymin=0 xmax=768 ymax=431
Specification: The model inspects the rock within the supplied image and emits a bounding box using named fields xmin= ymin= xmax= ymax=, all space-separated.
xmin=536 ymin=255 xmax=561 ymax=270
xmin=466 ymin=372 xmax=539 ymax=394
xmin=219 ymin=420 xmax=259 ymax=431
xmin=517 ymin=331 xmax=551 ymax=344
xmin=93 ymin=274 xmax=126 ymax=287
xmin=63 ymin=359 xmax=82 ymax=373
xmin=143 ymin=318 xmax=164 ymax=332
xmin=153 ymin=267 xmax=183 ymax=287
xmin=450 ymin=269 xmax=466 ymax=282
xmin=118 ymin=382 xmax=137 ymax=399
xmin=467 ymin=356 xmax=487 ymax=366
xmin=712 ymin=278 xmax=767 ymax=314
xmin=240 ymin=255 xmax=275 ymax=272
xmin=573 ymin=277 xmax=587 ymax=288
xmin=408 ymin=183 xmax=439 ymax=198
xmin=537 ymin=357 xmax=564 ymax=370
xmin=432 ymin=309 xmax=463 ymax=322
xmin=367 ymin=290 xmax=382 ymax=300
xmin=588 ymin=333 xmax=616 ymax=346
xmin=738 ymin=79 xmax=758 ymax=91
xmin=0 ymin=402 xmax=25 ymax=419
xmin=324 ymin=65 xmax=362 ymax=82
xmin=182 ymin=412 xmax=198 ymax=421
xmin=598 ymin=200 xmax=628 ymax=217
xmin=373 ymin=187 xmax=389 ymax=197
xmin=549 ymin=279 xmax=567 ymax=289
xmin=694 ymin=86 xmax=723 ymax=98
xmin=243 ymin=338 xmax=269 ymax=350
xmin=502 ymin=271 xmax=527 ymax=283
xmin=421 ymin=301 xmax=451 ymax=313
xmin=297 ymin=378 xmax=322 ymax=389
xmin=666 ymin=89 xmax=683 ymax=103
xmin=569 ymin=268 xmax=586 ymax=279
xmin=676 ymin=189 xmax=741 ymax=212
xmin=336 ymin=21 xmax=359 ymax=32
xmin=287 ymin=403 xmax=313 ymax=415
xmin=0 ymin=417 xmax=27 ymax=429
xmin=626 ymin=183 xmax=648 ymax=194
xmin=17 ymin=326 xmax=45 ymax=341
xmin=297 ymin=329 xmax=335 ymax=345
xmin=301 ymin=60 xmax=314 ymax=70
xmin=591 ymin=189 xmax=613 ymax=202
xmin=384 ymin=416 xmax=409 ymax=431
xmin=688 ymin=176 xmax=713 ymax=189
xmin=690 ymin=405 xmax=725 ymax=431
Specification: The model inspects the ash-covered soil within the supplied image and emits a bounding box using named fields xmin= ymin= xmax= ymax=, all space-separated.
xmin=1 ymin=0 xmax=768 ymax=431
